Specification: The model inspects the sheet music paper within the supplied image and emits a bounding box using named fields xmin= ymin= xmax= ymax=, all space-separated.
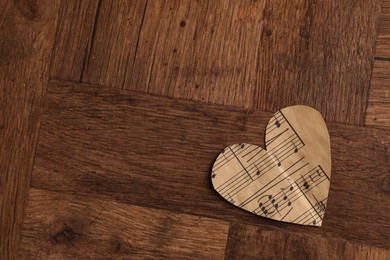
xmin=211 ymin=106 xmax=331 ymax=226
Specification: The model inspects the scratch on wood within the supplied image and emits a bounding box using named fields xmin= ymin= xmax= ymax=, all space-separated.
xmin=80 ymin=0 xmax=103 ymax=82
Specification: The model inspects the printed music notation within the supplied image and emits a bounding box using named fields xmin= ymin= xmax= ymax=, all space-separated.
xmin=211 ymin=107 xmax=331 ymax=226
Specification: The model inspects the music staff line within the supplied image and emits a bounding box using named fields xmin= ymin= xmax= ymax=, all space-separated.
xmin=252 ymin=165 xmax=329 ymax=219
xmin=215 ymin=135 xmax=305 ymax=198
xmin=214 ymin=133 xmax=302 ymax=181
xmin=228 ymin=146 xmax=254 ymax=181
xmin=266 ymin=112 xmax=286 ymax=135
xmin=292 ymin=197 xmax=327 ymax=225
xmin=279 ymin=110 xmax=305 ymax=146
xmin=266 ymin=110 xmax=305 ymax=148
xmin=253 ymin=165 xmax=326 ymax=216
xmin=245 ymin=135 xmax=303 ymax=165
xmin=238 ymin=158 xmax=309 ymax=208
xmin=214 ymin=112 xmax=305 ymax=172
xmin=213 ymin=144 xmax=253 ymax=172
xmin=217 ymin=138 xmax=304 ymax=198
xmin=213 ymin=110 xmax=294 ymax=172
xmin=245 ymin=129 xmax=295 ymax=162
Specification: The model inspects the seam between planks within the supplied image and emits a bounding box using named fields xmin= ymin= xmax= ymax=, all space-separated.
xmin=47 ymin=78 xmax=390 ymax=134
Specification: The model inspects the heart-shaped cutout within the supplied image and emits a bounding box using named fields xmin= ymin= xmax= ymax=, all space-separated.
xmin=211 ymin=106 xmax=331 ymax=226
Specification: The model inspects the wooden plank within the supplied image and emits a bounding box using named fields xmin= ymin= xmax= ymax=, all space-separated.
xmin=375 ymin=30 xmax=390 ymax=58
xmin=127 ymin=0 xmax=265 ymax=104
xmin=366 ymin=1 xmax=390 ymax=129
xmin=224 ymin=222 xmax=286 ymax=259
xmin=343 ymin=243 xmax=390 ymax=260
xmin=283 ymin=232 xmax=345 ymax=260
xmin=0 ymin=1 xmax=13 ymax=28
xmin=80 ymin=0 xmax=148 ymax=87
xmin=0 ymin=1 xmax=59 ymax=257
xmin=19 ymin=188 xmax=229 ymax=259
xmin=30 ymin=80 xmax=390 ymax=249
xmin=49 ymin=0 xmax=100 ymax=80
xmin=365 ymin=61 xmax=390 ymax=128
xmin=254 ymin=0 xmax=379 ymax=126
xmin=77 ymin=0 xmax=380 ymax=125
xmin=225 ymin=222 xmax=390 ymax=259
xmin=375 ymin=0 xmax=390 ymax=57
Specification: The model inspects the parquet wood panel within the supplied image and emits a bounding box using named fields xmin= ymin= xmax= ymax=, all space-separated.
xmin=50 ymin=0 xmax=381 ymax=125
xmin=19 ymin=188 xmax=229 ymax=259
xmin=1 ymin=0 xmax=388 ymax=258
xmin=81 ymin=0 xmax=148 ymax=87
xmin=366 ymin=61 xmax=390 ymax=128
xmin=366 ymin=0 xmax=390 ymax=129
xmin=24 ymin=193 xmax=389 ymax=259
xmin=49 ymin=0 xmax=100 ymax=81
xmin=0 ymin=1 xmax=59 ymax=257
xmin=24 ymin=80 xmax=390 ymax=253
xmin=225 ymin=223 xmax=390 ymax=260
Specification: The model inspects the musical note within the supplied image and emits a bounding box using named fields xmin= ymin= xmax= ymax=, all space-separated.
xmin=257 ymin=194 xmax=278 ymax=215
xmin=301 ymin=175 xmax=310 ymax=190
xmin=286 ymin=178 xmax=294 ymax=186
xmin=274 ymin=115 xmax=281 ymax=128
xmin=257 ymin=200 xmax=269 ymax=215
xmin=292 ymin=139 xmax=298 ymax=153
xmin=268 ymin=194 xmax=280 ymax=213
xmin=313 ymin=195 xmax=326 ymax=213
xmin=309 ymin=211 xmax=317 ymax=225
xmin=274 ymin=154 xmax=281 ymax=167
xmin=254 ymin=163 xmax=261 ymax=176
xmin=281 ymin=187 xmax=293 ymax=207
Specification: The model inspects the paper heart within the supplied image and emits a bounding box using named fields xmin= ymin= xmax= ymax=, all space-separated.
xmin=211 ymin=106 xmax=331 ymax=226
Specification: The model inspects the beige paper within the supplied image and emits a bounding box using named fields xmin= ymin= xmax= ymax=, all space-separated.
xmin=211 ymin=106 xmax=331 ymax=226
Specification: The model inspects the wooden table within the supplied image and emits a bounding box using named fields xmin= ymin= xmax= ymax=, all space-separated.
xmin=1 ymin=0 xmax=389 ymax=258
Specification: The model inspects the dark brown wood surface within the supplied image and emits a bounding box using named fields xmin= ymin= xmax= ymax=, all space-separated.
xmin=0 ymin=1 xmax=59 ymax=258
xmin=366 ymin=0 xmax=390 ymax=129
xmin=19 ymin=80 xmax=390 ymax=258
xmin=49 ymin=0 xmax=100 ymax=81
xmin=19 ymin=188 xmax=229 ymax=259
xmin=225 ymin=223 xmax=390 ymax=260
xmin=366 ymin=61 xmax=390 ymax=128
xmin=51 ymin=0 xmax=380 ymax=125
xmin=1 ymin=0 xmax=389 ymax=258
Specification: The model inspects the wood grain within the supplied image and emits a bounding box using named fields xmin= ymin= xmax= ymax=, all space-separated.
xmin=365 ymin=61 xmax=390 ymax=128
xmin=49 ymin=0 xmax=100 ymax=81
xmin=253 ymin=0 xmax=379 ymax=126
xmin=0 ymin=1 xmax=59 ymax=257
xmin=225 ymin=222 xmax=390 ymax=259
xmin=343 ymin=243 xmax=390 ymax=260
xmin=225 ymin=222 xmax=286 ymax=259
xmin=365 ymin=0 xmax=390 ymax=129
xmin=49 ymin=0 xmax=380 ymax=125
xmin=81 ymin=0 xmax=148 ymax=86
xmin=27 ymin=80 xmax=390 ymax=250
xmin=19 ymin=188 xmax=229 ymax=259
xmin=1 ymin=0 xmax=387 ymax=258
